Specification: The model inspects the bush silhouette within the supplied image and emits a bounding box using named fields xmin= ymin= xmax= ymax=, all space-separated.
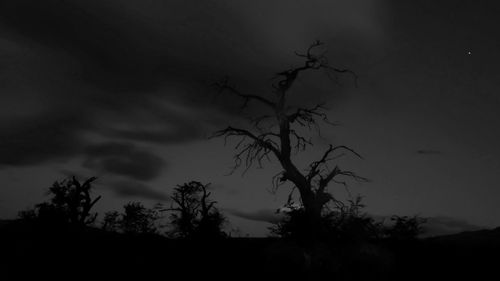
xmin=100 ymin=202 xmax=164 ymax=234
xmin=385 ymin=215 xmax=426 ymax=240
xmin=121 ymin=202 xmax=163 ymax=234
xmin=168 ymin=181 xmax=226 ymax=239
xmin=18 ymin=176 xmax=101 ymax=227
xmin=100 ymin=210 xmax=121 ymax=232
xmin=271 ymin=196 xmax=381 ymax=242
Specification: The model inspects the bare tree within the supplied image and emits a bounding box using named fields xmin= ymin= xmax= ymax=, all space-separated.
xmin=213 ymin=41 xmax=367 ymax=239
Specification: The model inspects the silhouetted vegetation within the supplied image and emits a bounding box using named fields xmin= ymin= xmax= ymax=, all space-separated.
xmin=385 ymin=215 xmax=426 ymax=240
xmin=18 ymin=176 xmax=101 ymax=227
xmin=1 ymin=173 xmax=495 ymax=280
xmin=101 ymin=203 xmax=166 ymax=235
xmin=121 ymin=202 xmax=164 ymax=234
xmin=271 ymin=196 xmax=426 ymax=243
xmin=167 ymin=181 xmax=226 ymax=239
xmin=101 ymin=210 xmax=121 ymax=232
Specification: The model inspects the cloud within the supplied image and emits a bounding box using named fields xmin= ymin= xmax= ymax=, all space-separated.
xmin=0 ymin=0 xmax=166 ymax=92
xmin=107 ymin=180 xmax=170 ymax=202
xmin=421 ymin=216 xmax=483 ymax=237
xmin=0 ymin=110 xmax=88 ymax=167
xmin=416 ymin=150 xmax=442 ymax=155
xmin=59 ymin=169 xmax=169 ymax=201
xmin=99 ymin=99 xmax=210 ymax=144
xmin=0 ymin=0 xmax=382 ymax=171
xmin=83 ymin=142 xmax=166 ymax=181
xmin=0 ymin=0 xmax=374 ymax=105
xmin=226 ymin=208 xmax=284 ymax=224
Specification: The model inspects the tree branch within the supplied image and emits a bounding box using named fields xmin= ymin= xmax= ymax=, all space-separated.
xmin=213 ymin=77 xmax=276 ymax=109
xmin=318 ymin=165 xmax=369 ymax=194
xmin=307 ymin=144 xmax=363 ymax=183
xmin=211 ymin=126 xmax=281 ymax=173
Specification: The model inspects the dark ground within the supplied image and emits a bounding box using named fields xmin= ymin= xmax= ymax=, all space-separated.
xmin=1 ymin=220 xmax=499 ymax=281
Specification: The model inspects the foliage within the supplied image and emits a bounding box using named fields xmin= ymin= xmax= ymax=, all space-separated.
xmin=271 ymin=196 xmax=427 ymax=242
xmin=385 ymin=215 xmax=426 ymax=240
xmin=270 ymin=196 xmax=381 ymax=242
xmin=168 ymin=181 xmax=226 ymax=239
xmin=121 ymin=202 xmax=163 ymax=234
xmin=17 ymin=208 xmax=38 ymax=221
xmin=18 ymin=176 xmax=101 ymax=227
xmin=100 ymin=203 xmax=164 ymax=234
xmin=101 ymin=211 xmax=121 ymax=232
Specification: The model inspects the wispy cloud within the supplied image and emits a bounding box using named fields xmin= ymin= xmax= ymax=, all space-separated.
xmin=82 ymin=142 xmax=166 ymax=181
xmin=107 ymin=180 xmax=170 ymax=202
xmin=225 ymin=208 xmax=284 ymax=224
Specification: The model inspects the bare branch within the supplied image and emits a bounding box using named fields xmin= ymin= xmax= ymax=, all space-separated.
xmin=307 ymin=144 xmax=363 ymax=183
xmin=274 ymin=41 xmax=328 ymax=93
xmin=289 ymin=129 xmax=312 ymax=152
xmin=211 ymin=126 xmax=281 ymax=173
xmin=213 ymin=77 xmax=276 ymax=109
xmin=324 ymin=65 xmax=359 ymax=87
xmin=318 ymin=165 xmax=369 ymax=194
xmin=274 ymin=40 xmax=358 ymax=95
xmin=288 ymin=103 xmax=335 ymax=126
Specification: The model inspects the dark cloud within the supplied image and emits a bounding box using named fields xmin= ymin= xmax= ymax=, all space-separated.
xmin=99 ymin=101 xmax=208 ymax=144
xmin=83 ymin=142 xmax=165 ymax=181
xmin=0 ymin=0 xmax=258 ymax=95
xmin=416 ymin=150 xmax=442 ymax=155
xmin=107 ymin=127 xmax=201 ymax=144
xmin=208 ymin=183 xmax=241 ymax=196
xmin=0 ymin=0 xmax=165 ymax=92
xmin=0 ymin=0 xmax=267 ymax=168
xmin=226 ymin=208 xmax=284 ymax=224
xmin=0 ymin=110 xmax=87 ymax=167
xmin=0 ymin=0 xmax=370 ymax=107
xmin=59 ymin=170 xmax=95 ymax=182
xmin=107 ymin=180 xmax=169 ymax=202
xmin=0 ymin=0 xmax=377 ymax=171
xmin=58 ymin=169 xmax=169 ymax=201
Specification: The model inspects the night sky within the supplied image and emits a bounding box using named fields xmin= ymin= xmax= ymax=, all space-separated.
xmin=1 ymin=0 xmax=499 ymax=236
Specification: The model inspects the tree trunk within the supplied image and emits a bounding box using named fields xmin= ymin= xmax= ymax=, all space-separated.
xmin=291 ymin=181 xmax=324 ymax=241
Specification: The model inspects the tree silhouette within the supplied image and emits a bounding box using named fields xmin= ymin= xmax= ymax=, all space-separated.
xmin=385 ymin=215 xmax=426 ymax=240
xmin=120 ymin=202 xmax=163 ymax=234
xmin=168 ymin=181 xmax=226 ymax=239
xmin=101 ymin=211 xmax=120 ymax=232
xmin=213 ymin=41 xmax=365 ymax=240
xmin=19 ymin=176 xmax=101 ymax=227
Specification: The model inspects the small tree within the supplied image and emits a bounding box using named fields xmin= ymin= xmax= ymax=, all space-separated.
xmin=168 ymin=181 xmax=226 ymax=239
xmin=120 ymin=202 xmax=163 ymax=234
xmin=385 ymin=215 xmax=426 ymax=240
xmin=19 ymin=176 xmax=101 ymax=227
xmin=101 ymin=211 xmax=121 ymax=232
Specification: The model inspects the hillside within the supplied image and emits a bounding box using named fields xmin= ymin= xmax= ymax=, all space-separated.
xmin=1 ymin=220 xmax=499 ymax=280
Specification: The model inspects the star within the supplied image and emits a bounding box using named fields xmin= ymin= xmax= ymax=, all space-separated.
xmin=467 ymin=51 xmax=472 ymax=55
